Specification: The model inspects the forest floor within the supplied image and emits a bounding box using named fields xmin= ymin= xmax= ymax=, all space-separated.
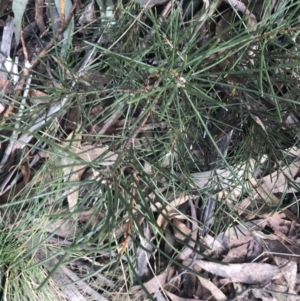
xmin=0 ymin=0 xmax=300 ymax=300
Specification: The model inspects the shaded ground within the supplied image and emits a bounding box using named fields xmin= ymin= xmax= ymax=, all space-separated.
xmin=0 ymin=0 xmax=300 ymax=300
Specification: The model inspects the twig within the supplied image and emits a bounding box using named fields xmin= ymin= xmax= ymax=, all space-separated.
xmin=12 ymin=0 xmax=79 ymax=100
xmin=0 ymin=0 xmax=79 ymax=166
xmin=60 ymin=0 xmax=65 ymax=25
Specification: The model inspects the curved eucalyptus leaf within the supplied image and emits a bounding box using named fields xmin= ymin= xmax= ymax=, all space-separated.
xmin=12 ymin=0 xmax=29 ymax=44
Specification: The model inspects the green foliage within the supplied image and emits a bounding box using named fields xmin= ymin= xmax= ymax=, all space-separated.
xmin=1 ymin=0 xmax=300 ymax=299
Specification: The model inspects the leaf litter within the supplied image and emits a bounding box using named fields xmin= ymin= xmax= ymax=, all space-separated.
xmin=0 ymin=0 xmax=300 ymax=300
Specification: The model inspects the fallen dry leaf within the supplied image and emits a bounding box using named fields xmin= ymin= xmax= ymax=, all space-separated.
xmin=137 ymin=222 xmax=153 ymax=281
xmin=46 ymin=218 xmax=80 ymax=240
xmin=59 ymin=131 xmax=118 ymax=211
xmin=203 ymin=234 xmax=227 ymax=257
xmin=264 ymin=240 xmax=300 ymax=263
xmin=246 ymin=238 xmax=264 ymax=262
xmin=173 ymin=218 xmax=192 ymax=241
xmin=260 ymin=161 xmax=300 ymax=194
xmin=0 ymin=102 xmax=5 ymax=114
xmin=283 ymin=147 xmax=300 ymax=158
xmin=131 ymin=267 xmax=175 ymax=295
xmin=222 ymin=242 xmax=248 ymax=263
xmin=20 ymin=164 xmax=30 ymax=185
xmin=177 ymin=199 xmax=198 ymax=261
xmin=197 ymin=275 xmax=227 ymax=301
xmin=251 ymin=288 xmax=278 ymax=301
xmin=0 ymin=75 xmax=13 ymax=93
xmin=61 ymin=131 xmax=82 ymax=211
xmin=187 ymin=260 xmax=280 ymax=285
xmin=155 ymin=194 xmax=190 ymax=227
xmin=35 ymin=0 xmax=45 ymax=33
xmin=274 ymin=257 xmax=297 ymax=294
xmin=78 ymin=1 xmax=97 ymax=26
xmin=214 ymin=222 xmax=254 ymax=250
